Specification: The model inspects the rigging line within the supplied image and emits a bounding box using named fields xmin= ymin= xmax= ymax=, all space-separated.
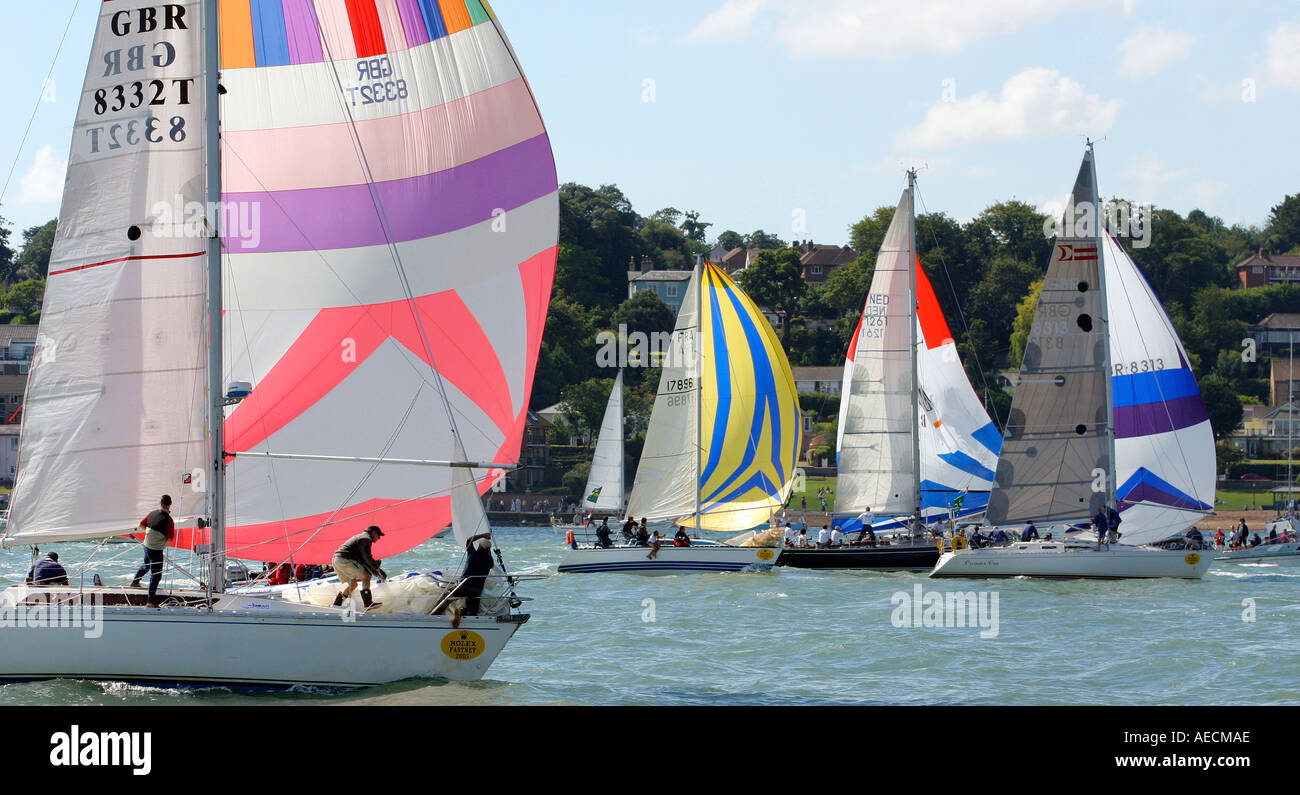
xmin=914 ymin=187 xmax=1003 ymax=432
xmin=307 ymin=6 xmax=472 ymax=456
xmin=0 ymin=0 xmax=81 ymax=206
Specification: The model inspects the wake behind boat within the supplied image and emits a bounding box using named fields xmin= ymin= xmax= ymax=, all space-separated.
xmin=558 ymin=260 xmax=799 ymax=575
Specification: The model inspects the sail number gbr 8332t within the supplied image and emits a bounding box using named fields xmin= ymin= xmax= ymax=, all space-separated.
xmin=82 ymin=5 xmax=196 ymax=157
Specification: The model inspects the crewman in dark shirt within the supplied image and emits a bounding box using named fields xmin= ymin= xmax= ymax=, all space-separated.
xmin=432 ymin=532 xmax=495 ymax=628
xmin=131 ymin=494 xmax=175 ymax=608
xmin=27 ymin=552 xmax=69 ymax=586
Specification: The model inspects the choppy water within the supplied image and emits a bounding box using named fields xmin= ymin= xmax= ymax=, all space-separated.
xmin=1 ymin=527 xmax=1296 ymax=705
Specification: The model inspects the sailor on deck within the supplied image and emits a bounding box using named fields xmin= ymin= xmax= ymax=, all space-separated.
xmin=27 ymin=552 xmax=69 ymax=586
xmin=331 ymin=525 xmax=386 ymax=610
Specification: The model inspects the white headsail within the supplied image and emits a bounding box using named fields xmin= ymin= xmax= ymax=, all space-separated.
xmin=580 ymin=371 xmax=625 ymax=514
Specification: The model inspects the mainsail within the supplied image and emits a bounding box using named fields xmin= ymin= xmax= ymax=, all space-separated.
xmin=5 ymin=1 xmax=209 ymax=546
xmin=986 ymin=150 xmax=1112 ymax=526
xmin=580 ymin=371 xmax=625 ymax=514
xmin=834 ymin=185 xmax=999 ymax=526
xmin=5 ymin=1 xmax=558 ymax=565
xmin=836 ymin=192 xmax=917 ymax=515
xmin=1103 ymin=231 xmax=1215 ymax=544
xmin=627 ymin=262 xmax=802 ymax=532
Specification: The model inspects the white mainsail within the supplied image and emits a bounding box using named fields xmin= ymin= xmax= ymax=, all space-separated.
xmin=836 ymin=191 xmax=918 ymax=515
xmin=580 ymin=371 xmax=625 ymax=514
xmin=5 ymin=0 xmax=209 ymax=546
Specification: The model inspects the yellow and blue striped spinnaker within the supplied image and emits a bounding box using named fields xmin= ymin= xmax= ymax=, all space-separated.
xmin=692 ymin=262 xmax=803 ymax=532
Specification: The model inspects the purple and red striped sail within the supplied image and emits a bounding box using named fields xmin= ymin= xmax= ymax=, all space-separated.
xmin=212 ymin=0 xmax=557 ymax=563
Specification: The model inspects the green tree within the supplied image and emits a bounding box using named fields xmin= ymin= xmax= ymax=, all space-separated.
xmin=744 ymin=229 xmax=786 ymax=250
xmin=849 ymin=206 xmax=894 ymax=258
xmin=559 ymin=182 xmax=643 ymax=299
xmin=639 ymin=219 xmax=693 ymax=270
xmin=14 ymin=219 xmax=56 ymax=282
xmin=650 ymin=207 xmax=683 ymax=226
xmin=965 ymin=201 xmax=1052 ymax=269
xmin=715 ymin=230 xmax=744 ymax=251
xmin=1264 ymin=193 xmax=1300 ymax=254
xmin=1008 ymin=279 xmax=1043 ymax=368
xmin=609 ymin=289 xmax=675 ymax=340
xmin=4 ymin=278 xmax=44 ymax=323
xmin=680 ymin=210 xmax=711 ymax=243
xmin=532 ymin=290 xmax=601 ymax=409
xmin=554 ymin=243 xmax=612 ymax=310
xmin=559 ymin=377 xmax=617 ymax=445
xmin=1200 ymin=374 xmax=1244 ymax=440
xmin=736 ymin=248 xmax=806 ymax=346
xmin=0 ymin=215 xmax=14 ymax=285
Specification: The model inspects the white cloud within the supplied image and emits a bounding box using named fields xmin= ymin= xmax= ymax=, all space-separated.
xmin=1121 ymin=154 xmax=1184 ymax=206
xmin=17 ymin=145 xmax=66 ymax=205
xmin=1117 ymin=26 xmax=1194 ymax=77
xmin=1265 ymin=21 xmax=1300 ymax=90
xmin=686 ymin=0 xmax=1124 ymax=57
xmin=683 ymin=0 xmax=766 ymax=43
xmin=897 ymin=68 xmax=1120 ymax=149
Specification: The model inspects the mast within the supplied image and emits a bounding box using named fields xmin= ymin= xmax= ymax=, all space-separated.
xmin=1289 ymin=332 xmax=1295 ymax=509
xmin=694 ymin=255 xmax=704 ymax=536
xmin=203 ymin=0 xmax=226 ymax=594
xmin=1088 ymin=141 xmax=1119 ymax=510
xmin=617 ymin=368 xmax=626 ymax=518
xmin=906 ymin=169 xmax=922 ymax=532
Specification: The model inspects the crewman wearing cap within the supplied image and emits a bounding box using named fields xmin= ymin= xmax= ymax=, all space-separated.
xmin=331 ymin=525 xmax=387 ymax=610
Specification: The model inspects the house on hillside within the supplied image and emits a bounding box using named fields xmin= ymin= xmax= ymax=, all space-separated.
xmin=1235 ymin=250 xmax=1300 ymax=289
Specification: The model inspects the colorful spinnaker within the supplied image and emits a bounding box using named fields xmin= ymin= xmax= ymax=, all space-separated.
xmin=4 ymin=0 xmax=558 ymax=566
xmin=626 ymin=261 xmax=802 ymax=533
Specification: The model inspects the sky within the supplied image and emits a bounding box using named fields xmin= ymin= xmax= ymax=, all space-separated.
xmin=1 ymin=0 xmax=1298 ymax=248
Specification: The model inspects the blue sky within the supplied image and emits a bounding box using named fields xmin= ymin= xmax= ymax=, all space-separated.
xmin=2 ymin=0 xmax=1298 ymax=247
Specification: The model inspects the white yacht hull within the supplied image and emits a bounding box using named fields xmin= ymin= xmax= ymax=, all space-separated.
xmin=1215 ymin=540 xmax=1300 ymax=566
xmin=557 ymin=544 xmax=780 ymax=575
xmin=0 ymin=587 xmax=523 ymax=688
xmin=929 ymin=542 xmax=1213 ymax=579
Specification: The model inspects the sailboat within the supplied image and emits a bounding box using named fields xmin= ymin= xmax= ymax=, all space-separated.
xmin=554 ymin=371 xmax=626 ymax=532
xmin=1217 ymin=333 xmax=1300 ymax=565
xmin=0 ymin=0 xmax=558 ymax=686
xmin=780 ymin=171 xmax=1000 ymax=570
xmin=557 ymin=260 xmax=801 ymax=574
xmin=931 ymin=144 xmax=1215 ymax=579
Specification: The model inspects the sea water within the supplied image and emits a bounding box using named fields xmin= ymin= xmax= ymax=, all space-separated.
xmin=0 ymin=527 xmax=1296 ymax=705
